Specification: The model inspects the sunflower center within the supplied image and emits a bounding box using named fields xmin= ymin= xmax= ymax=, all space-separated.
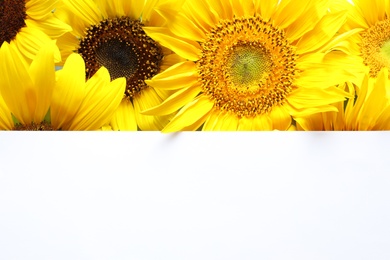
xmin=14 ymin=122 xmax=55 ymax=131
xmin=95 ymin=39 xmax=138 ymax=80
xmin=227 ymin=45 xmax=273 ymax=88
xmin=0 ymin=0 xmax=27 ymax=44
xmin=198 ymin=16 xmax=297 ymax=118
xmin=78 ymin=17 xmax=163 ymax=99
xmin=361 ymin=19 xmax=390 ymax=77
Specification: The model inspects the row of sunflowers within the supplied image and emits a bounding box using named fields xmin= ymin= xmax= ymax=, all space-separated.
xmin=1 ymin=0 xmax=389 ymax=131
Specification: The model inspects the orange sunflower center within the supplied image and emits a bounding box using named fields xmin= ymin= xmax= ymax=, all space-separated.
xmin=198 ymin=16 xmax=298 ymax=118
xmin=77 ymin=17 xmax=163 ymax=100
xmin=361 ymin=19 xmax=390 ymax=77
xmin=0 ymin=0 xmax=27 ymax=44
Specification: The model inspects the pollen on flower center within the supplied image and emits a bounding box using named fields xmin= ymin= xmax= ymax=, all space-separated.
xmin=95 ymin=39 xmax=139 ymax=80
xmin=198 ymin=16 xmax=298 ymax=118
xmin=77 ymin=17 xmax=163 ymax=100
xmin=14 ymin=122 xmax=55 ymax=131
xmin=227 ymin=45 xmax=273 ymax=88
xmin=361 ymin=19 xmax=390 ymax=77
xmin=0 ymin=0 xmax=27 ymax=43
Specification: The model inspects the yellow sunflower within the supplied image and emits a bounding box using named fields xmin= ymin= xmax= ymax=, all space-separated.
xmin=333 ymin=0 xmax=390 ymax=80
xmin=55 ymin=0 xmax=185 ymax=130
xmin=295 ymin=67 xmax=390 ymax=130
xmin=0 ymin=0 xmax=71 ymax=61
xmin=0 ymin=41 xmax=125 ymax=130
xmin=142 ymin=0 xmax=355 ymax=131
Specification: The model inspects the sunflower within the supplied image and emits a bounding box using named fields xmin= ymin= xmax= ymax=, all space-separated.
xmin=142 ymin=0 xmax=355 ymax=131
xmin=333 ymin=0 xmax=390 ymax=80
xmin=0 ymin=0 xmax=71 ymax=61
xmin=0 ymin=41 xmax=125 ymax=130
xmin=55 ymin=0 xmax=185 ymax=130
xmin=295 ymin=67 xmax=390 ymax=130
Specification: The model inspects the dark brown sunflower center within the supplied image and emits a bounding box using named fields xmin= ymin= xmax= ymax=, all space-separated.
xmin=13 ymin=122 xmax=55 ymax=131
xmin=0 ymin=0 xmax=27 ymax=43
xmin=77 ymin=16 xmax=163 ymax=100
xmin=95 ymin=39 xmax=139 ymax=80
xmin=199 ymin=16 xmax=298 ymax=118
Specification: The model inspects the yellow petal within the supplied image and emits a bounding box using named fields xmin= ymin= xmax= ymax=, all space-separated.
xmin=142 ymin=84 xmax=202 ymax=116
xmin=143 ymin=0 xmax=160 ymax=22
xmin=252 ymin=114 xmax=273 ymax=130
xmin=159 ymin=53 xmax=186 ymax=71
xmin=14 ymin=26 xmax=58 ymax=61
xmin=125 ymin=0 xmax=144 ymax=19
xmin=213 ymin=112 xmax=239 ymax=131
xmin=254 ymin=0 xmax=278 ymax=21
xmin=110 ymin=100 xmax=138 ymax=131
xmin=56 ymin=32 xmax=80 ymax=66
xmin=0 ymin=42 xmax=34 ymax=125
xmin=296 ymin=10 xmax=347 ymax=54
xmin=51 ymin=53 xmax=85 ymax=130
xmin=357 ymin=69 xmax=388 ymax=130
xmin=162 ymin=95 xmax=214 ymax=132
xmin=165 ymin=13 xmax=206 ymax=42
xmin=28 ymin=42 xmax=57 ymax=123
xmin=203 ymin=110 xmax=220 ymax=130
xmin=133 ymin=88 xmax=165 ymax=130
xmin=295 ymin=113 xmax=326 ymax=131
xmin=69 ymin=69 xmax=126 ymax=130
xmin=296 ymin=51 xmax=364 ymax=88
xmin=355 ymin=0 xmax=386 ymax=27
xmin=232 ymin=0 xmax=254 ymax=17
xmin=269 ymin=105 xmax=292 ymax=130
xmin=210 ymin=0 xmax=231 ymax=19
xmin=237 ymin=116 xmax=254 ymax=131
xmin=283 ymin=0 xmax=328 ymax=42
xmin=146 ymin=61 xmax=198 ymax=90
xmin=375 ymin=106 xmax=390 ymax=130
xmin=274 ymin=0 xmax=311 ymax=29
xmin=181 ymin=111 xmax=209 ymax=131
xmin=183 ymin=0 xmax=218 ymax=32
xmin=62 ymin=0 xmax=102 ymax=25
xmin=287 ymin=87 xmax=347 ymax=117
xmin=144 ymin=27 xmax=201 ymax=61
xmin=317 ymin=28 xmax=364 ymax=54
xmin=26 ymin=0 xmax=57 ymax=20
xmin=25 ymin=15 xmax=72 ymax=39
xmin=0 ymin=95 xmax=13 ymax=130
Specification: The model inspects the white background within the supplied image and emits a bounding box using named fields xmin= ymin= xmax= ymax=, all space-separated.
xmin=0 ymin=132 xmax=389 ymax=260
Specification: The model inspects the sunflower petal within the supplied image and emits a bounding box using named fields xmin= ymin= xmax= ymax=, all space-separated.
xmin=28 ymin=42 xmax=58 ymax=123
xmin=110 ymin=100 xmax=138 ymax=131
xmin=26 ymin=0 xmax=57 ymax=20
xmin=144 ymin=27 xmax=201 ymax=61
xmin=237 ymin=116 xmax=254 ymax=131
xmin=68 ymin=69 xmax=125 ymax=130
xmin=146 ymin=61 xmax=198 ymax=90
xmin=213 ymin=112 xmax=239 ymax=131
xmin=62 ymin=0 xmax=102 ymax=25
xmin=142 ymin=84 xmax=202 ymax=116
xmin=202 ymin=110 xmax=220 ymax=130
xmin=269 ymin=105 xmax=292 ymax=130
xmin=133 ymin=88 xmax=165 ymax=130
xmin=0 ymin=96 xmax=13 ymax=130
xmin=162 ymin=95 xmax=214 ymax=132
xmin=0 ymin=42 xmax=34 ymax=125
xmin=14 ymin=27 xmax=56 ymax=61
xmin=297 ymin=10 xmax=347 ymax=54
xmin=252 ymin=114 xmax=273 ymax=130
xmin=25 ymin=15 xmax=72 ymax=39
xmin=51 ymin=53 xmax=86 ymax=130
